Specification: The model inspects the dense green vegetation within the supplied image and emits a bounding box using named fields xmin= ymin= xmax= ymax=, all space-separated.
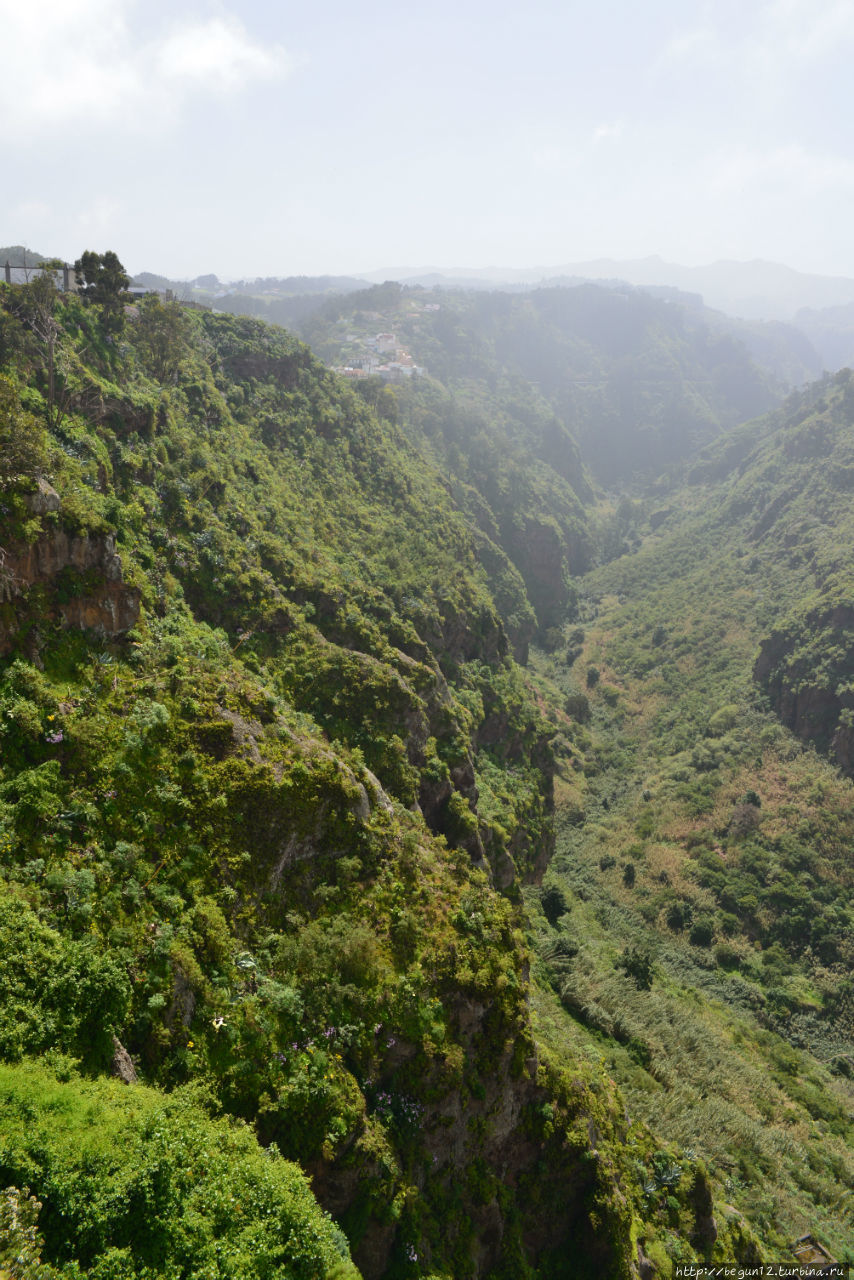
xmin=519 ymin=374 xmax=854 ymax=1269
xmin=1 ymin=267 xmax=852 ymax=1277
xmin=0 ymin=1060 xmax=358 ymax=1280
xmin=296 ymin=281 xmax=797 ymax=638
xmin=0 ymin=275 xmax=658 ymax=1278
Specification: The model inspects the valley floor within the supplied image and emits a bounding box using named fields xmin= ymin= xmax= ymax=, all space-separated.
xmin=521 ymin=570 xmax=854 ymax=1269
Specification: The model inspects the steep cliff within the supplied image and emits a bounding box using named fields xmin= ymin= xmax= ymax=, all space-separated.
xmin=0 ymin=479 xmax=139 ymax=657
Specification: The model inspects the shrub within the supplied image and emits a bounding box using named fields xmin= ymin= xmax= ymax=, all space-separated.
xmin=626 ymin=1036 xmax=651 ymax=1069
xmin=565 ymin=691 xmax=591 ymax=722
xmin=541 ymin=883 xmax=569 ymax=927
xmin=0 ymin=1061 xmax=358 ymax=1280
xmin=729 ymin=802 xmax=761 ymax=836
xmin=0 ymin=1185 xmax=60 ymax=1279
xmin=666 ymin=901 xmax=693 ymax=932
xmin=635 ymin=809 xmax=656 ymax=839
xmin=0 ymin=376 xmax=48 ymax=482
xmin=0 ymin=891 xmax=129 ymax=1069
xmin=714 ymin=943 xmax=741 ymax=970
xmin=689 ymin=918 xmax=715 ymax=947
xmin=618 ymin=947 xmax=653 ymax=990
xmin=706 ymin=704 xmax=738 ymax=736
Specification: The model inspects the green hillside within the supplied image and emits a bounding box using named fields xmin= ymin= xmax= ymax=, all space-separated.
xmin=1 ymin=268 xmax=851 ymax=1278
xmin=523 ymin=373 xmax=854 ymax=1269
xmin=296 ymin=281 xmax=796 ymax=637
xmin=0 ymin=273 xmax=667 ymax=1279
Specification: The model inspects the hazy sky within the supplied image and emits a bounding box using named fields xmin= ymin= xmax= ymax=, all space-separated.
xmin=3 ymin=0 xmax=854 ymax=280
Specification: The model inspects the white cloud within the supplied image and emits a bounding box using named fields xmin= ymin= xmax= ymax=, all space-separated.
xmin=655 ymin=25 xmax=719 ymax=72
xmin=764 ymin=0 xmax=854 ymax=61
xmin=0 ymin=1 xmax=292 ymax=140
xmin=157 ymin=16 xmax=290 ymax=88
xmin=12 ymin=200 xmax=52 ymax=222
xmin=531 ymin=143 xmax=570 ymax=174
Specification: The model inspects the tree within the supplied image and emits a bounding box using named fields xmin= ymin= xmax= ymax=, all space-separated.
xmin=0 ymin=376 xmax=48 ymax=482
xmin=74 ymin=249 xmax=130 ymax=333
xmin=134 ymin=293 xmax=191 ymax=382
xmin=541 ymin=883 xmax=568 ymax=927
xmin=7 ymin=269 xmax=68 ymax=431
xmin=618 ymin=946 xmax=653 ymax=989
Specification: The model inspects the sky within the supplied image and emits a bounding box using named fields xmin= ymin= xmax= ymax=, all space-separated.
xmin=2 ymin=0 xmax=854 ymax=281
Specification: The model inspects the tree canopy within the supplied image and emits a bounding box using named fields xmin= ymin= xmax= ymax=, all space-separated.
xmin=74 ymin=249 xmax=130 ymax=331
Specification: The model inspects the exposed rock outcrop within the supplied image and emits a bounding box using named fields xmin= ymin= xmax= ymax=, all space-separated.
xmin=309 ymin=990 xmax=631 ymax=1280
xmin=0 ymin=483 xmax=139 ymax=653
xmin=111 ymin=1035 xmax=138 ymax=1084
xmin=754 ymin=605 xmax=854 ymax=774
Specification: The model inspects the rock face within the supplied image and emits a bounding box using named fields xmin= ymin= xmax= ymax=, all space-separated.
xmin=754 ymin=605 xmax=854 ymax=774
xmin=309 ymin=991 xmax=629 ymax=1280
xmin=503 ymin=514 xmax=575 ymax=633
xmin=110 ymin=1035 xmax=138 ymax=1084
xmin=0 ymin=483 xmax=139 ymax=653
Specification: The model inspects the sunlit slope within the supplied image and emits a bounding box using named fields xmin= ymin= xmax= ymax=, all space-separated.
xmin=524 ymin=372 xmax=854 ymax=1269
xmin=0 ymin=285 xmax=653 ymax=1278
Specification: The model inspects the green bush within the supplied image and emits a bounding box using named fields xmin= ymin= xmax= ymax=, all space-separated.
xmin=0 ymin=1061 xmax=358 ymax=1280
xmin=714 ymin=943 xmax=741 ymax=970
xmin=618 ymin=948 xmax=653 ymax=990
xmin=689 ymin=918 xmax=715 ymax=947
xmin=540 ymin=883 xmax=569 ymax=927
xmin=666 ymin=901 xmax=692 ymax=932
xmin=0 ymin=890 xmax=129 ymax=1069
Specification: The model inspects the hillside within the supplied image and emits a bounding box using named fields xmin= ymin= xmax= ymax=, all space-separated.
xmin=0 ymin=275 xmax=707 ymax=1279
xmin=1 ymin=272 xmax=852 ymax=1277
xmin=358 ymin=257 xmax=854 ymax=324
xmin=299 ymin=281 xmax=787 ymax=487
xmin=0 ymin=246 xmax=49 ymax=269
xmin=522 ymin=373 xmax=854 ymax=1268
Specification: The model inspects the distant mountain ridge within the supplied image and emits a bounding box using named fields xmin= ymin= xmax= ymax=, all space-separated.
xmin=0 ymin=245 xmax=48 ymax=268
xmin=134 ymin=255 xmax=847 ymax=372
xmin=13 ymin=242 xmax=848 ymax=378
xmin=361 ymin=256 xmax=854 ymax=324
xmin=17 ymin=239 xmax=854 ymax=331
